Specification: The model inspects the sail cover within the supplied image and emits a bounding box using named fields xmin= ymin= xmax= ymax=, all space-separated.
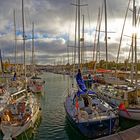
xmin=76 ymin=70 xmax=87 ymax=92
xmin=76 ymin=70 xmax=96 ymax=96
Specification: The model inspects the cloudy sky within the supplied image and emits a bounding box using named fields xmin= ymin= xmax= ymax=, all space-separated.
xmin=0 ymin=0 xmax=140 ymax=65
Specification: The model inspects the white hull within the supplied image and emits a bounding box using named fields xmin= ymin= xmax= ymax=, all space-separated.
xmin=1 ymin=107 xmax=40 ymax=140
xmin=29 ymin=84 xmax=43 ymax=93
xmin=98 ymin=87 xmax=140 ymax=120
xmin=28 ymin=77 xmax=45 ymax=93
xmin=104 ymin=77 xmax=126 ymax=85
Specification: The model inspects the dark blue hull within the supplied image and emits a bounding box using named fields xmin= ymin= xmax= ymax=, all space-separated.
xmin=64 ymin=104 xmax=119 ymax=139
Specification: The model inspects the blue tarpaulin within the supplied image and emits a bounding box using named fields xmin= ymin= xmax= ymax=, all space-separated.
xmin=76 ymin=70 xmax=96 ymax=96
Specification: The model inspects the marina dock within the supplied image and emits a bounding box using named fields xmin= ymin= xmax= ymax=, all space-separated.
xmin=97 ymin=125 xmax=140 ymax=140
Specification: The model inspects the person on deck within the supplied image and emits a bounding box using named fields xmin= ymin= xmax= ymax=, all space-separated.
xmin=88 ymin=74 xmax=92 ymax=89
xmin=13 ymin=72 xmax=17 ymax=81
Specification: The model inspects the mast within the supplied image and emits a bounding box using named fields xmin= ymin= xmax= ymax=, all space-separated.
xmin=72 ymin=0 xmax=78 ymax=86
xmin=0 ymin=50 xmax=4 ymax=75
xmin=71 ymin=0 xmax=87 ymax=70
xmin=93 ymin=15 xmax=99 ymax=62
xmin=13 ymin=10 xmax=17 ymax=71
xmin=104 ymin=0 xmax=108 ymax=69
xmin=81 ymin=14 xmax=84 ymax=67
xmin=133 ymin=2 xmax=138 ymax=102
xmin=32 ymin=22 xmax=35 ymax=75
xmin=96 ymin=7 xmax=101 ymax=62
xmin=22 ymin=0 xmax=26 ymax=86
xmin=134 ymin=3 xmax=137 ymax=86
xmin=78 ymin=0 xmax=81 ymax=69
xmin=67 ymin=40 xmax=69 ymax=65
xmin=98 ymin=5 xmax=103 ymax=62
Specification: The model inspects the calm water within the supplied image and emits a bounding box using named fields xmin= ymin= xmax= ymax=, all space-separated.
xmin=0 ymin=72 xmax=139 ymax=140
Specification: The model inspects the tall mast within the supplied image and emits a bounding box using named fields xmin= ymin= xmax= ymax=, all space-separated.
xmin=93 ymin=15 xmax=99 ymax=62
xmin=67 ymin=40 xmax=69 ymax=65
xmin=22 ymin=0 xmax=26 ymax=84
xmin=13 ymin=10 xmax=17 ymax=71
xmin=104 ymin=0 xmax=108 ymax=69
xmin=133 ymin=1 xmax=138 ymax=102
xmin=78 ymin=0 xmax=81 ymax=69
xmin=72 ymin=0 xmax=78 ymax=86
xmin=96 ymin=7 xmax=101 ymax=62
xmin=98 ymin=5 xmax=103 ymax=62
xmin=72 ymin=0 xmax=87 ymax=70
xmin=81 ymin=14 xmax=84 ymax=67
xmin=32 ymin=22 xmax=35 ymax=74
xmin=133 ymin=1 xmax=137 ymax=86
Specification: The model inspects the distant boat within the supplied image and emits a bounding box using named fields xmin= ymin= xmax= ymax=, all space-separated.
xmin=28 ymin=23 xmax=45 ymax=94
xmin=28 ymin=75 xmax=45 ymax=93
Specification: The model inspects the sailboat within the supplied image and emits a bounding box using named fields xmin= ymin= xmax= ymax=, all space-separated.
xmin=0 ymin=1 xmax=41 ymax=139
xmin=64 ymin=0 xmax=119 ymax=138
xmin=28 ymin=22 xmax=45 ymax=94
xmin=97 ymin=0 xmax=140 ymax=120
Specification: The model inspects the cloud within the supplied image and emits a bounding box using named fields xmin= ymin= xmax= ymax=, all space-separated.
xmin=0 ymin=0 xmax=139 ymax=65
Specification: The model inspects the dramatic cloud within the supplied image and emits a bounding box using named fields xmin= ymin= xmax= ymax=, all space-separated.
xmin=0 ymin=0 xmax=140 ymax=65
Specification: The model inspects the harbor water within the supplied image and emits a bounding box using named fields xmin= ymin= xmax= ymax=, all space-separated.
xmin=0 ymin=72 xmax=139 ymax=140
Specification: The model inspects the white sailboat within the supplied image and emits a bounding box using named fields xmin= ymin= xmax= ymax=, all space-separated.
xmin=1 ymin=1 xmax=41 ymax=139
xmin=28 ymin=22 xmax=45 ymax=94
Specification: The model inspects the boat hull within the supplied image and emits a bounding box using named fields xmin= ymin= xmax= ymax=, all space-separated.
xmin=119 ymin=109 xmax=140 ymax=120
xmin=1 ymin=107 xmax=40 ymax=139
xmin=64 ymin=103 xmax=118 ymax=139
xmin=98 ymin=89 xmax=140 ymax=120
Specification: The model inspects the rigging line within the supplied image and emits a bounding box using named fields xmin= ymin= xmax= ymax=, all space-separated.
xmin=74 ymin=0 xmax=77 ymax=73
xmin=68 ymin=0 xmax=75 ymax=65
xmin=93 ymin=8 xmax=100 ymax=62
xmin=97 ymin=4 xmax=103 ymax=63
xmin=68 ymin=23 xmax=73 ymax=65
xmin=116 ymin=0 xmax=131 ymax=65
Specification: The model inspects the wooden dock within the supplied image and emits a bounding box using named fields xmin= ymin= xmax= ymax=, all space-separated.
xmin=97 ymin=125 xmax=140 ymax=140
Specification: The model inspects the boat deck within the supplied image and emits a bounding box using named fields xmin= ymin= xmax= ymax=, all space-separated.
xmin=96 ymin=125 xmax=140 ymax=140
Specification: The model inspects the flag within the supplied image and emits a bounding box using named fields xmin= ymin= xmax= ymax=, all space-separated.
xmin=75 ymin=99 xmax=79 ymax=110
xmin=119 ymin=103 xmax=131 ymax=117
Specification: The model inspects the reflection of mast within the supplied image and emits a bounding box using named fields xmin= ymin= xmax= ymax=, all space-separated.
xmin=13 ymin=9 xmax=17 ymax=71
